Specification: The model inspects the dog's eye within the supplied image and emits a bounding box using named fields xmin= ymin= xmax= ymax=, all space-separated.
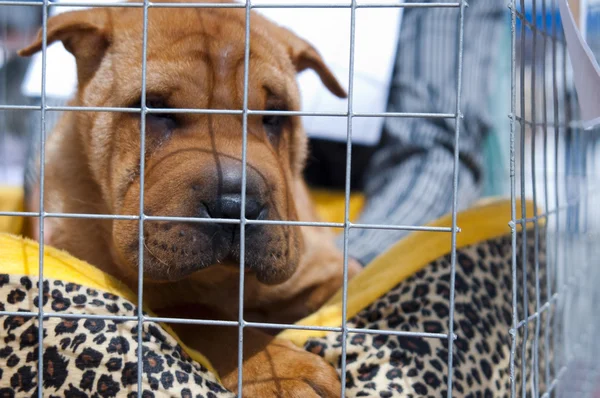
xmin=263 ymin=114 xmax=284 ymax=131
xmin=130 ymin=97 xmax=176 ymax=130
xmin=146 ymin=98 xmax=175 ymax=121
xmin=263 ymin=110 xmax=287 ymax=144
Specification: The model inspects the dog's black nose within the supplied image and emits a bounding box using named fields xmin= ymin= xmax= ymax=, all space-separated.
xmin=205 ymin=194 xmax=265 ymax=220
xmin=195 ymin=158 xmax=268 ymax=221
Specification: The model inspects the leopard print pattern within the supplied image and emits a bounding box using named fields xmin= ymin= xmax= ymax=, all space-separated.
xmin=0 ymin=275 xmax=234 ymax=398
xmin=304 ymin=229 xmax=552 ymax=397
xmin=0 ymin=230 xmax=548 ymax=397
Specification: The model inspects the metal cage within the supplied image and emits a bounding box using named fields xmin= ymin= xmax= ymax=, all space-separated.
xmin=0 ymin=0 xmax=599 ymax=397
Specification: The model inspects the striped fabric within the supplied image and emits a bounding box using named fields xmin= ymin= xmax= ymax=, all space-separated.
xmin=334 ymin=0 xmax=507 ymax=265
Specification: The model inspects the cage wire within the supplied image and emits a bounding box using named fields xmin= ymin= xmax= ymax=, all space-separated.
xmin=512 ymin=0 xmax=600 ymax=396
xmin=0 ymin=0 xmax=599 ymax=397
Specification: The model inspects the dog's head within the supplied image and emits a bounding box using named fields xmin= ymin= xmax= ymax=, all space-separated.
xmin=20 ymin=1 xmax=346 ymax=285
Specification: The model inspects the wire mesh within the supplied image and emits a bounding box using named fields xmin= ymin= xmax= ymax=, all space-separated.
xmin=511 ymin=0 xmax=600 ymax=397
xmin=0 ymin=0 xmax=599 ymax=397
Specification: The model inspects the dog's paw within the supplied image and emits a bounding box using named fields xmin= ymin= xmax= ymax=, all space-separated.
xmin=222 ymin=338 xmax=341 ymax=398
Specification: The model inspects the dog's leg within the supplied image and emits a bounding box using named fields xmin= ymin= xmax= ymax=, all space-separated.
xmin=164 ymin=306 xmax=342 ymax=398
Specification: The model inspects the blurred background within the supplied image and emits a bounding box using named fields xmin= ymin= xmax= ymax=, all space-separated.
xmin=2 ymin=1 xmax=598 ymax=196
xmin=0 ymin=1 xmax=41 ymax=186
xmin=5 ymin=0 xmax=595 ymax=203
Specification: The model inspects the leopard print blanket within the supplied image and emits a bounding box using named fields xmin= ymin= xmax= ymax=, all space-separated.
xmin=0 ymin=230 xmax=549 ymax=397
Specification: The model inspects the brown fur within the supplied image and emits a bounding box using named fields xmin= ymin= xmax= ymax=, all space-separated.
xmin=20 ymin=1 xmax=360 ymax=396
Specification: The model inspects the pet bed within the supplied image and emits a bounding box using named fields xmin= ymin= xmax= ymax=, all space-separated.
xmin=0 ymin=186 xmax=546 ymax=397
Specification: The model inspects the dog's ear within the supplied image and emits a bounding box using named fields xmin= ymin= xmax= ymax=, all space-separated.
xmin=278 ymin=27 xmax=347 ymax=99
xmin=18 ymin=9 xmax=110 ymax=86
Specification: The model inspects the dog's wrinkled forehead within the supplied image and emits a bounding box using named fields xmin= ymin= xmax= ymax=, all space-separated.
xmin=104 ymin=8 xmax=298 ymax=110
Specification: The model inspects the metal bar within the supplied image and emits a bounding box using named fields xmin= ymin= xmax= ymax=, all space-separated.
xmin=518 ymin=0 xmax=531 ymax=395
xmin=529 ymin=1 xmax=541 ymax=395
xmin=338 ymin=0 xmax=358 ymax=394
xmin=0 ymin=0 xmax=460 ymax=8
xmin=349 ymin=222 xmax=454 ymax=232
xmin=445 ymin=1 xmax=466 ymax=396
xmin=516 ymin=293 xmax=558 ymax=330
xmin=0 ymin=0 xmax=43 ymax=4
xmin=580 ymin=131 xmax=593 ymax=396
xmin=557 ymin=0 xmax=569 ymax=383
xmin=135 ymin=0 xmax=151 ymax=395
xmin=0 ymin=308 xmax=458 ymax=340
xmin=345 ymin=328 xmax=451 ymax=339
xmin=244 ymin=322 xmax=455 ymax=340
xmin=36 ymin=0 xmax=50 ymax=395
xmin=145 ymin=215 xmax=239 ymax=224
xmin=352 ymin=111 xmax=455 ymax=118
xmin=541 ymin=0 xmax=553 ymax=390
xmin=513 ymin=200 xmax=592 ymax=224
xmin=513 ymin=216 xmax=542 ymax=224
xmin=0 ymin=310 xmax=140 ymax=321
xmin=0 ymin=211 xmax=41 ymax=217
xmin=510 ymin=114 xmax=585 ymax=130
xmin=48 ymin=105 xmax=145 ymax=113
xmin=0 ymin=104 xmax=42 ymax=111
xmin=258 ymin=2 xmax=461 ymax=8
xmin=236 ymin=1 xmax=253 ymax=395
xmin=0 ymin=10 xmax=5 ymax=185
xmin=145 ymin=316 xmax=239 ymax=327
xmin=246 ymin=322 xmax=343 ymax=333
xmin=550 ymin=0 xmax=562 ymax=384
xmin=513 ymin=10 xmax=566 ymax=43
xmin=46 ymin=212 xmax=140 ymax=220
xmin=540 ymin=366 xmax=567 ymax=398
xmin=508 ymin=0 xmax=519 ymax=395
xmin=0 ymin=210 xmax=458 ymax=232
xmin=515 ymin=115 xmax=569 ymax=129
xmin=248 ymin=110 xmax=346 ymax=117
xmin=0 ymin=103 xmax=458 ymax=119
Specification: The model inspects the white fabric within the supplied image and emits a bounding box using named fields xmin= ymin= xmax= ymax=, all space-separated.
xmin=21 ymin=0 xmax=90 ymax=101
xmin=558 ymin=0 xmax=600 ymax=129
xmin=21 ymin=0 xmax=402 ymax=145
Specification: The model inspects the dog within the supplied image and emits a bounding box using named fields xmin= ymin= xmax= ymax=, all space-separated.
xmin=19 ymin=0 xmax=361 ymax=396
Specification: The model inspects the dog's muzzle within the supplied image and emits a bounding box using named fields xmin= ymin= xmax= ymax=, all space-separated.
xmin=132 ymin=157 xmax=298 ymax=285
